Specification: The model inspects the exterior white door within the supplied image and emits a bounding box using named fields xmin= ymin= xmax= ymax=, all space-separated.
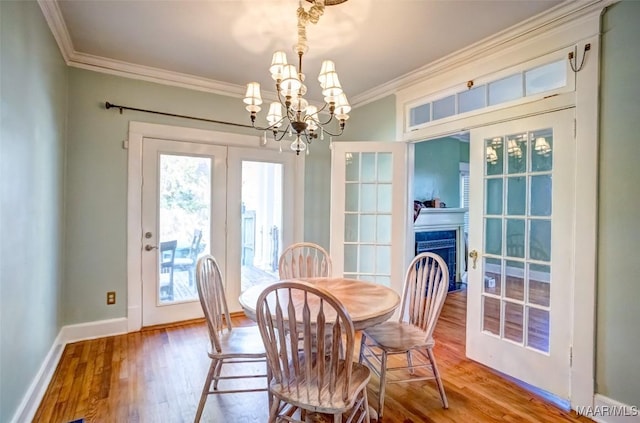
xmin=330 ymin=142 xmax=409 ymax=296
xmin=225 ymin=146 xmax=298 ymax=312
xmin=141 ymin=138 xmax=227 ymax=326
xmin=466 ymin=109 xmax=575 ymax=399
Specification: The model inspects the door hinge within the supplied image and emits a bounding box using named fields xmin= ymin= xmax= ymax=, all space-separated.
xmin=122 ymin=140 xmax=129 ymax=149
xmin=569 ymin=346 xmax=573 ymax=367
xmin=573 ymin=119 xmax=577 ymax=139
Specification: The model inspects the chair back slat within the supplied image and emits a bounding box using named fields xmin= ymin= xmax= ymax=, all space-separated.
xmin=398 ymin=252 xmax=449 ymax=340
xmin=195 ymin=255 xmax=231 ymax=353
xmin=279 ymin=242 xmax=332 ymax=279
xmin=256 ymin=281 xmax=355 ymax=406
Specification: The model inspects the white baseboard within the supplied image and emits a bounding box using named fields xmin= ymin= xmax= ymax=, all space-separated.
xmin=10 ymin=317 xmax=129 ymax=423
xmin=578 ymin=394 xmax=640 ymax=423
xmin=60 ymin=317 xmax=128 ymax=344
xmin=10 ymin=331 xmax=65 ymax=423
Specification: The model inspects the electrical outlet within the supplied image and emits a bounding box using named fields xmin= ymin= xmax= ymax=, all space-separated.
xmin=106 ymin=291 xmax=116 ymax=305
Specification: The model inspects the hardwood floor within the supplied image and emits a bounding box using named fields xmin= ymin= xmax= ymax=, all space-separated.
xmin=34 ymin=290 xmax=592 ymax=423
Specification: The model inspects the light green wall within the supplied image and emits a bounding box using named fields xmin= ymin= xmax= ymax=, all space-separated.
xmin=414 ymin=138 xmax=468 ymax=207
xmin=597 ymin=0 xmax=640 ymax=406
xmin=303 ymin=141 xmax=331 ymax=250
xmin=340 ymin=94 xmax=396 ymax=141
xmin=0 ymin=1 xmax=68 ymax=421
xmin=64 ymin=68 xmax=330 ymax=323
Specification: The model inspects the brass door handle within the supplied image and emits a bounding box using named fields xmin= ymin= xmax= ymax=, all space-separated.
xmin=145 ymin=244 xmax=158 ymax=251
xmin=469 ymin=250 xmax=478 ymax=269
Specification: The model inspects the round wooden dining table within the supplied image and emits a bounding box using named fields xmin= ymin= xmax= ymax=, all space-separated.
xmin=239 ymin=277 xmax=401 ymax=331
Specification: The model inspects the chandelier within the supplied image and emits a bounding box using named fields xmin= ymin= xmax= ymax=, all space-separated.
xmin=243 ymin=0 xmax=351 ymax=155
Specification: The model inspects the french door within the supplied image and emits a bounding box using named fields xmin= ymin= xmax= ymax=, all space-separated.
xmin=330 ymin=142 xmax=409 ymax=297
xmin=140 ymin=136 xmax=298 ymax=327
xmin=141 ymin=138 xmax=226 ymax=326
xmin=466 ymin=108 xmax=575 ymax=399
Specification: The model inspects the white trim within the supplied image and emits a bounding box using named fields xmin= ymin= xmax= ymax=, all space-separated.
xmin=9 ymin=332 xmax=64 ymax=423
xmin=37 ymin=0 xmax=73 ymax=63
xmin=38 ymin=0 xmax=616 ymax=108
xmin=9 ymin=318 xmax=128 ymax=423
xmin=585 ymin=395 xmax=640 ymax=423
xmin=59 ymin=317 xmax=128 ymax=344
xmin=127 ymin=121 xmax=304 ymax=331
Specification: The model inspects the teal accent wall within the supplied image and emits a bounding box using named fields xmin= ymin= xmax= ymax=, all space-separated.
xmin=597 ymin=0 xmax=640 ymax=406
xmin=340 ymin=95 xmax=396 ymax=141
xmin=414 ymin=137 xmax=469 ymax=207
xmin=0 ymin=2 xmax=68 ymax=421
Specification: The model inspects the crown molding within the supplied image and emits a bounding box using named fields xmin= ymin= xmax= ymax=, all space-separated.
xmin=350 ymin=0 xmax=616 ymax=108
xmin=37 ymin=0 xmax=72 ymax=63
xmin=39 ymin=0 xmax=617 ymax=108
xmin=69 ymin=51 xmax=247 ymax=98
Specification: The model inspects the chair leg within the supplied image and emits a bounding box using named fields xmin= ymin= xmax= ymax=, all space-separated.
xmin=194 ymin=359 xmax=217 ymax=422
xmin=362 ymin=386 xmax=371 ymax=423
xmin=212 ymin=358 xmax=223 ymax=390
xmin=378 ymin=350 xmax=388 ymax=419
xmin=426 ymin=348 xmax=448 ymax=409
xmin=268 ymin=397 xmax=281 ymax=423
xmin=407 ymin=350 xmax=414 ymax=375
xmin=358 ymin=333 xmax=366 ymax=364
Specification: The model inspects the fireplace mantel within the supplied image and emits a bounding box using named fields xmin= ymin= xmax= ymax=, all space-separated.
xmin=414 ymin=208 xmax=467 ymax=230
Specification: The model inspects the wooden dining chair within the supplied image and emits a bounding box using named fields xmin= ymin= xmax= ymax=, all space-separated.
xmin=358 ymin=252 xmax=450 ymax=419
xmin=256 ymin=280 xmax=371 ymax=423
xmin=193 ymin=255 xmax=268 ymax=423
xmin=278 ymin=242 xmax=332 ymax=279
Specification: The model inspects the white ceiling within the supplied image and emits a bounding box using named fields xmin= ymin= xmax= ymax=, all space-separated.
xmin=53 ymin=0 xmax=565 ymax=104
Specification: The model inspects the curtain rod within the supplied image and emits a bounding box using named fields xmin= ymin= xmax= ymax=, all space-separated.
xmin=104 ymin=101 xmax=255 ymax=130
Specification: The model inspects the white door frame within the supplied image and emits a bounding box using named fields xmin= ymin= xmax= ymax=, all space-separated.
xmin=126 ymin=121 xmax=305 ymax=332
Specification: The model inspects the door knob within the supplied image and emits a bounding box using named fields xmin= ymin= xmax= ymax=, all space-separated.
xmin=145 ymin=244 xmax=158 ymax=251
xmin=469 ymin=249 xmax=478 ymax=269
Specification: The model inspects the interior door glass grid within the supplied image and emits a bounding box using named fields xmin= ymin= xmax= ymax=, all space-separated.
xmin=481 ymin=129 xmax=553 ymax=353
xmin=343 ymin=152 xmax=393 ymax=286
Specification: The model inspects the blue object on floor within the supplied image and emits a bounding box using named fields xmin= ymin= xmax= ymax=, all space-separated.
xmin=68 ymin=419 xmax=84 ymax=423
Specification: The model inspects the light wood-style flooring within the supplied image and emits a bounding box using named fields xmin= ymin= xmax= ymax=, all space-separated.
xmin=34 ymin=290 xmax=592 ymax=422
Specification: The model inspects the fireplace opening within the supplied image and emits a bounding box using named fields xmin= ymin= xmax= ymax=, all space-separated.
xmin=415 ymin=230 xmax=466 ymax=292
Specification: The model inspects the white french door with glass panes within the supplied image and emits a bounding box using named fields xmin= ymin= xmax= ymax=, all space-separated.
xmin=330 ymin=142 xmax=409 ymax=297
xmin=141 ymin=138 xmax=226 ymax=326
xmin=225 ymin=146 xmax=297 ymax=312
xmin=466 ymin=108 xmax=575 ymax=400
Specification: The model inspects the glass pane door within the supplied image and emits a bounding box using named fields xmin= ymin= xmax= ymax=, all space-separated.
xmin=467 ymin=109 xmax=574 ymax=400
xmin=240 ymin=160 xmax=282 ymax=291
xmin=343 ymin=152 xmax=393 ymax=286
xmin=482 ymin=129 xmax=553 ymax=351
xmin=141 ymin=138 xmax=227 ymax=327
xmin=330 ymin=142 xmax=408 ymax=297
xmin=157 ymin=154 xmax=211 ymax=304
